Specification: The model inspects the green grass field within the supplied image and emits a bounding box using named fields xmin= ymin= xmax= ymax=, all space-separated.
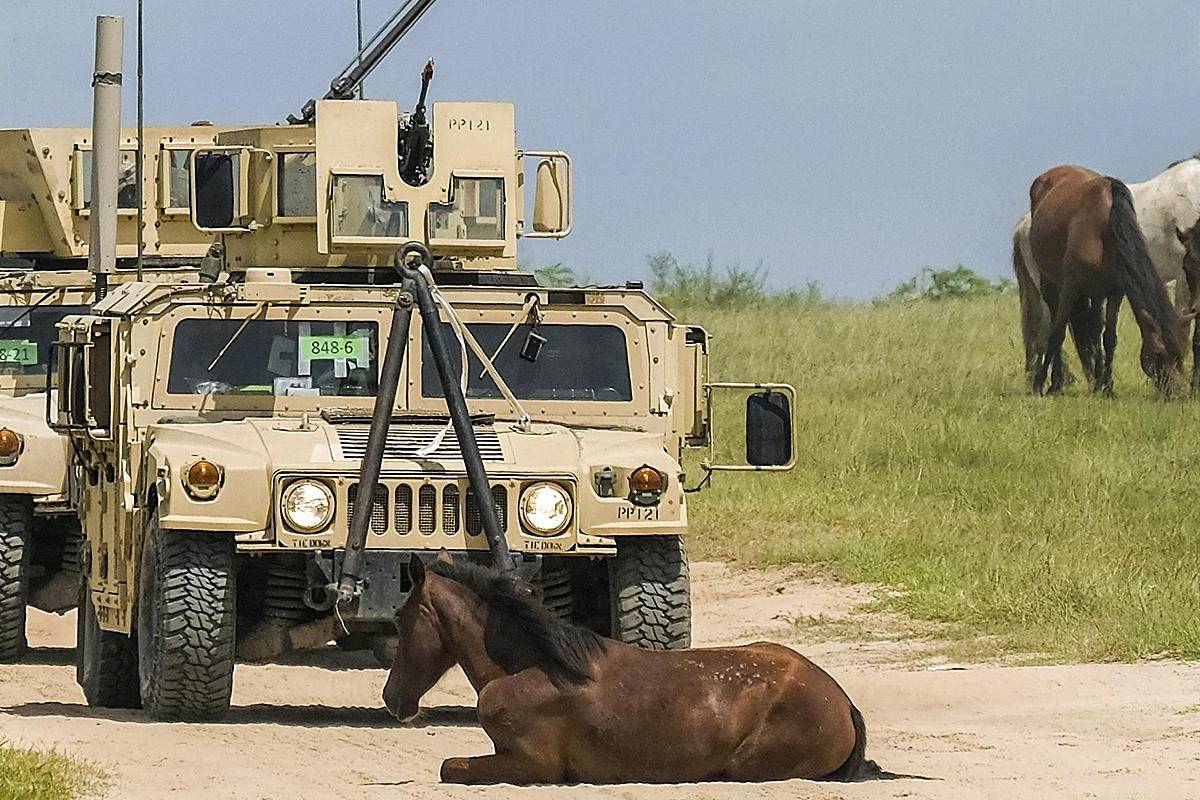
xmin=0 ymin=744 xmax=104 ymax=800
xmin=681 ymin=294 xmax=1200 ymax=661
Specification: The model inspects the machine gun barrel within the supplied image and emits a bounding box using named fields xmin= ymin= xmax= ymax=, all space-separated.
xmin=399 ymin=59 xmax=435 ymax=186
xmin=290 ymin=0 xmax=438 ymax=124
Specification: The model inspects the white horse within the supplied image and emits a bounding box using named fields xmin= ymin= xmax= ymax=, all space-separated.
xmin=1012 ymin=156 xmax=1200 ymax=388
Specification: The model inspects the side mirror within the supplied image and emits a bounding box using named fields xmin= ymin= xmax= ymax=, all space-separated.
xmin=697 ymin=382 xmax=796 ymax=476
xmin=191 ymin=147 xmax=252 ymax=232
xmin=521 ymin=151 xmax=572 ymax=239
xmin=746 ymin=391 xmax=792 ymax=467
xmin=533 ymin=160 xmax=564 ymax=232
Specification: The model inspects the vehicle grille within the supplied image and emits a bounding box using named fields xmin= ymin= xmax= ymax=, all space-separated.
xmin=334 ymin=423 xmax=505 ymax=462
xmin=346 ymin=478 xmax=511 ymax=540
xmin=347 ymin=483 xmax=389 ymax=533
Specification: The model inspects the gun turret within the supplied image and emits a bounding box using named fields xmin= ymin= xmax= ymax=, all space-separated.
xmin=399 ymin=60 xmax=435 ymax=187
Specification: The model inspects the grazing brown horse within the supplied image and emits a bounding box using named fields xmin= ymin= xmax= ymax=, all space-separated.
xmin=383 ymin=557 xmax=884 ymax=785
xmin=1027 ymin=165 xmax=1192 ymax=397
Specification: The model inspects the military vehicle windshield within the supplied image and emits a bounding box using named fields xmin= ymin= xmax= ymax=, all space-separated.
xmin=0 ymin=304 xmax=91 ymax=377
xmin=167 ymin=319 xmax=379 ymax=397
xmin=421 ymin=323 xmax=632 ymax=402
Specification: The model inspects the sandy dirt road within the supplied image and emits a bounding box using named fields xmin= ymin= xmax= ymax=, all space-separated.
xmin=2 ymin=562 xmax=1198 ymax=800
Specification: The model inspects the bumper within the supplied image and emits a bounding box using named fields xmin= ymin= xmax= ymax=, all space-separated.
xmin=310 ymin=549 xmax=541 ymax=622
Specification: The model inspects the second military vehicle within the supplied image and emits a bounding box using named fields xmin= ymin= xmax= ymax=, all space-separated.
xmin=0 ymin=123 xmax=226 ymax=660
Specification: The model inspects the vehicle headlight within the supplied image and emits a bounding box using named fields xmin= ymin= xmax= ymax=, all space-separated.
xmin=182 ymin=458 xmax=223 ymax=500
xmin=519 ymin=482 xmax=572 ymax=536
xmin=281 ymin=480 xmax=334 ymax=533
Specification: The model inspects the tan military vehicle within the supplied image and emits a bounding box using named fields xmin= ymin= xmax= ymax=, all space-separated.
xmin=54 ymin=13 xmax=794 ymax=721
xmin=0 ymin=125 xmax=223 ymax=661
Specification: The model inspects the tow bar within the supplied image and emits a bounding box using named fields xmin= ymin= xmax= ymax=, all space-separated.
xmin=337 ymin=243 xmax=513 ymax=605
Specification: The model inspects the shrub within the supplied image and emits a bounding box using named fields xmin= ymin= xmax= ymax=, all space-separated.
xmin=532 ymin=263 xmax=579 ymax=287
xmin=647 ymin=252 xmax=828 ymax=310
xmin=887 ymin=265 xmax=1015 ymax=303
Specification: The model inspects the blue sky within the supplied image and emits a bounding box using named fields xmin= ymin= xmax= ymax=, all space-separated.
xmin=4 ymin=1 xmax=1200 ymax=297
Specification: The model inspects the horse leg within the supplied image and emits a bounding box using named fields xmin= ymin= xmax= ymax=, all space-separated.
xmin=1192 ymin=318 xmax=1200 ymax=395
xmin=1044 ymin=298 xmax=1077 ymax=395
xmin=1182 ymin=260 xmax=1200 ymax=393
xmin=1036 ymin=285 xmax=1074 ymax=395
xmin=1069 ymin=297 xmax=1103 ymax=390
xmin=1033 ymin=284 xmax=1059 ymax=394
xmin=440 ymin=752 xmax=561 ymax=785
xmin=1014 ymin=232 xmax=1051 ymax=389
xmin=1100 ymin=292 xmax=1121 ymax=397
xmin=440 ymin=675 xmax=566 ymax=785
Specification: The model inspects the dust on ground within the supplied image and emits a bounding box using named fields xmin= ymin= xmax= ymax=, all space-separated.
xmin=2 ymin=561 xmax=1198 ymax=799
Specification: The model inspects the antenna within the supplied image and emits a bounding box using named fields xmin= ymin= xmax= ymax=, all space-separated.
xmin=136 ymin=0 xmax=145 ymax=279
xmin=356 ymin=0 xmax=365 ymax=99
xmin=89 ymin=14 xmax=124 ymax=296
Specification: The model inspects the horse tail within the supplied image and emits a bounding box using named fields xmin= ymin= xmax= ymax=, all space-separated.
xmin=1104 ymin=177 xmax=1187 ymax=361
xmin=1012 ymin=220 xmax=1050 ymax=386
xmin=825 ymin=703 xmax=931 ymax=782
xmin=824 ymin=702 xmax=869 ymax=781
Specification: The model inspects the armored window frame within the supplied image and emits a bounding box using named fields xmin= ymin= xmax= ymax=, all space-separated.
xmin=71 ymin=143 xmax=141 ymax=215
xmin=327 ymin=171 xmax=409 ymax=246
xmin=190 ymin=146 xmax=252 ymax=233
xmin=427 ymin=172 xmax=507 ymax=249
xmin=272 ymin=146 xmax=318 ymax=224
xmin=158 ymin=143 xmax=196 ymax=216
xmin=150 ymin=303 xmax=393 ymax=414
xmin=406 ymin=305 xmax=651 ymax=423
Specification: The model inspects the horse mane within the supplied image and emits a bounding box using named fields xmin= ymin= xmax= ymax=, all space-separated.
xmin=1165 ymin=152 xmax=1200 ymax=170
xmin=431 ymin=559 xmax=606 ymax=683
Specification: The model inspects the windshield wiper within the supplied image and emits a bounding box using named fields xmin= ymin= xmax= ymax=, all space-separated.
xmin=207 ymin=302 xmax=266 ymax=372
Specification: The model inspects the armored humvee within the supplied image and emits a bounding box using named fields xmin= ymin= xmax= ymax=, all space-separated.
xmin=54 ymin=14 xmax=794 ymax=721
xmin=0 ymin=124 xmax=225 ymax=661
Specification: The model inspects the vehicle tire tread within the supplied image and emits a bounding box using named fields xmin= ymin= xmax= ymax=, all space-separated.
xmin=609 ymin=535 xmax=691 ymax=650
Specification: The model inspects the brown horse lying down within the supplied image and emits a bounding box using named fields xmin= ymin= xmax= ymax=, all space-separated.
xmin=383 ymin=557 xmax=886 ymax=784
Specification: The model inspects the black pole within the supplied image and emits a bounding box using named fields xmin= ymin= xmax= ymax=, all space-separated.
xmin=135 ymin=0 xmax=144 ymax=279
xmin=399 ymin=249 xmax=512 ymax=572
xmin=337 ymin=277 xmax=416 ymax=602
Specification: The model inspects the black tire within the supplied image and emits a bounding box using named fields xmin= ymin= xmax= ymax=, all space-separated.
xmin=0 ymin=496 xmax=32 ymax=663
xmin=0 ymin=496 xmax=31 ymax=662
xmin=76 ymin=572 xmax=141 ymax=708
xmin=137 ymin=517 xmax=236 ymax=721
xmin=608 ymin=535 xmax=691 ymax=650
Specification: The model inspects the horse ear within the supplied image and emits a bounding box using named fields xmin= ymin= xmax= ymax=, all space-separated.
xmin=435 ymin=548 xmax=453 ymax=565
xmin=408 ymin=555 xmax=426 ymax=587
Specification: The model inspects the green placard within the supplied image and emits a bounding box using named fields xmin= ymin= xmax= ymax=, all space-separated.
xmin=298 ymin=335 xmax=368 ymax=362
xmin=0 ymin=340 xmax=37 ymax=366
